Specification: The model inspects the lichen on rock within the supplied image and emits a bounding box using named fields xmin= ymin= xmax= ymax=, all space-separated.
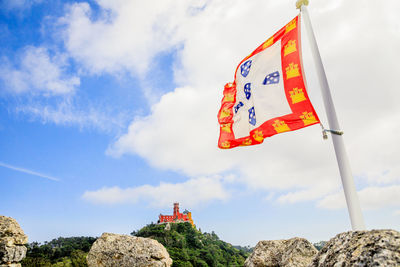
xmin=245 ymin=237 xmax=317 ymax=267
xmin=87 ymin=232 xmax=172 ymax=267
xmin=0 ymin=216 xmax=28 ymax=267
xmin=310 ymin=229 xmax=400 ymax=267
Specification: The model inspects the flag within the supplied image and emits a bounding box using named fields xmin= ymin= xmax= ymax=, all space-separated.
xmin=218 ymin=15 xmax=320 ymax=149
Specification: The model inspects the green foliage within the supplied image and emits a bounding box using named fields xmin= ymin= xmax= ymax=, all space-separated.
xmin=133 ymin=223 xmax=249 ymax=267
xmin=21 ymin=237 xmax=96 ymax=267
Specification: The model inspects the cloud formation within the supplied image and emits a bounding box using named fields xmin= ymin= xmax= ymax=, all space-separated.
xmin=0 ymin=46 xmax=79 ymax=96
xmin=82 ymin=176 xmax=230 ymax=208
xmin=60 ymin=0 xmax=206 ymax=75
xmin=318 ymin=185 xmax=400 ymax=211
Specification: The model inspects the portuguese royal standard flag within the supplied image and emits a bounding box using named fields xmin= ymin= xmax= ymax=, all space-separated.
xmin=218 ymin=15 xmax=320 ymax=149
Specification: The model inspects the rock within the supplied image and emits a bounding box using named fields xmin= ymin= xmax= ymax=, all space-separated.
xmin=310 ymin=229 xmax=400 ymax=267
xmin=245 ymin=237 xmax=317 ymax=267
xmin=87 ymin=232 xmax=172 ymax=267
xmin=0 ymin=216 xmax=28 ymax=266
xmin=164 ymin=223 xmax=171 ymax=231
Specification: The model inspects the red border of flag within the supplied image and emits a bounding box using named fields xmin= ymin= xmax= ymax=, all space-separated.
xmin=218 ymin=15 xmax=320 ymax=149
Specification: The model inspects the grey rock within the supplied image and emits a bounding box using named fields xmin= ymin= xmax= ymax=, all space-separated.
xmin=245 ymin=237 xmax=317 ymax=267
xmin=0 ymin=216 xmax=28 ymax=246
xmin=87 ymin=232 xmax=172 ymax=267
xmin=310 ymin=229 xmax=400 ymax=267
xmin=0 ymin=246 xmax=26 ymax=264
xmin=0 ymin=216 xmax=27 ymax=265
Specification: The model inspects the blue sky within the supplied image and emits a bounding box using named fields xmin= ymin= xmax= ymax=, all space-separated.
xmin=1 ymin=0 xmax=399 ymax=246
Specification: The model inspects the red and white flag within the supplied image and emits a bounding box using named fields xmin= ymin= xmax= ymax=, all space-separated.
xmin=218 ymin=15 xmax=319 ymax=149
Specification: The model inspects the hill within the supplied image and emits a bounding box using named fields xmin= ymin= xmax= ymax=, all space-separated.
xmin=132 ymin=222 xmax=249 ymax=267
xmin=21 ymin=236 xmax=96 ymax=266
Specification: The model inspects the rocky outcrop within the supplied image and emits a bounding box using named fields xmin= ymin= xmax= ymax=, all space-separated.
xmin=0 ymin=216 xmax=28 ymax=267
xmin=87 ymin=232 xmax=172 ymax=267
xmin=245 ymin=237 xmax=317 ymax=267
xmin=310 ymin=229 xmax=400 ymax=267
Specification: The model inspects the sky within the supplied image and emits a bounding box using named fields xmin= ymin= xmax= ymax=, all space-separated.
xmin=0 ymin=0 xmax=399 ymax=247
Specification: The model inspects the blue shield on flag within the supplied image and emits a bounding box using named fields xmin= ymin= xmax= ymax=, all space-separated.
xmin=248 ymin=107 xmax=256 ymax=126
xmin=235 ymin=101 xmax=244 ymax=113
xmin=244 ymin=83 xmax=251 ymax=100
xmin=240 ymin=60 xmax=252 ymax=77
xmin=263 ymin=71 xmax=280 ymax=85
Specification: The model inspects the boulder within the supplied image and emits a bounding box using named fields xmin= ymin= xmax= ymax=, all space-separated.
xmin=87 ymin=232 xmax=172 ymax=267
xmin=0 ymin=216 xmax=28 ymax=266
xmin=310 ymin=229 xmax=400 ymax=267
xmin=245 ymin=237 xmax=317 ymax=267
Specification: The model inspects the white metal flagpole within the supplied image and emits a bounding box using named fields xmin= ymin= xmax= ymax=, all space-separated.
xmin=296 ymin=0 xmax=366 ymax=230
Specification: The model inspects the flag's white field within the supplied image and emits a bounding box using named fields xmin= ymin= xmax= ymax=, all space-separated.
xmin=233 ymin=40 xmax=291 ymax=138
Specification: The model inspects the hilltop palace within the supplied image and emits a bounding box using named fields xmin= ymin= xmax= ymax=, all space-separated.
xmin=158 ymin=203 xmax=194 ymax=226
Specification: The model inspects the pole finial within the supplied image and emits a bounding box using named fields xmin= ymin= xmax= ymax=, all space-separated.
xmin=296 ymin=0 xmax=309 ymax=9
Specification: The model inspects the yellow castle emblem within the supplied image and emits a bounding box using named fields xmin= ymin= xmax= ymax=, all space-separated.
xmin=272 ymin=120 xmax=290 ymax=133
xmin=252 ymin=130 xmax=264 ymax=142
xmin=262 ymin=37 xmax=274 ymax=49
xmin=300 ymin=112 xmax=318 ymax=126
xmin=241 ymin=138 xmax=252 ymax=146
xmin=285 ymin=19 xmax=297 ymax=34
xmin=285 ymin=63 xmax=300 ymax=79
xmin=219 ymin=108 xmax=231 ymax=119
xmin=284 ymin=40 xmax=297 ymax=56
xmin=221 ymin=123 xmax=232 ymax=133
xmin=289 ymin=88 xmax=306 ymax=104
xmin=221 ymin=141 xmax=231 ymax=149
xmin=223 ymin=93 xmax=234 ymax=102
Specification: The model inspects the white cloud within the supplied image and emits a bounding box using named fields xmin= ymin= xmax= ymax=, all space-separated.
xmin=16 ymin=99 xmax=129 ymax=133
xmin=318 ymin=185 xmax=400 ymax=210
xmin=0 ymin=45 xmax=130 ymax=132
xmin=277 ymin=182 xmax=339 ymax=204
xmin=0 ymin=46 xmax=79 ymax=96
xmin=60 ymin=0 xmax=207 ymax=75
xmin=82 ymin=176 xmax=230 ymax=207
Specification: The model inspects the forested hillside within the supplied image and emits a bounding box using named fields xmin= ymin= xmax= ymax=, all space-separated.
xmin=20 ymin=223 xmax=251 ymax=266
xmin=21 ymin=236 xmax=96 ymax=266
xmin=132 ymin=222 xmax=249 ymax=267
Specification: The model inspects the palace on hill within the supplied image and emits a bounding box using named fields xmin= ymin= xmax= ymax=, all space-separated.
xmin=158 ymin=203 xmax=194 ymax=226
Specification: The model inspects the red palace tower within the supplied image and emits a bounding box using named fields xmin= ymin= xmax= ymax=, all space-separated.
xmin=158 ymin=203 xmax=194 ymax=226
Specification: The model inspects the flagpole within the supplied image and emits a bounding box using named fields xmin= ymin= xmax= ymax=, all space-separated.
xmin=296 ymin=0 xmax=366 ymax=230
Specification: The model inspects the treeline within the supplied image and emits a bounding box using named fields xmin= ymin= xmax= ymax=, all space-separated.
xmin=21 ymin=236 xmax=96 ymax=267
xmin=132 ymin=222 xmax=250 ymax=267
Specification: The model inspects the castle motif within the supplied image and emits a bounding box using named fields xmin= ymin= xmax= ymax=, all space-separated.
xmin=158 ymin=203 xmax=194 ymax=226
xmin=300 ymin=111 xmax=318 ymax=126
xmin=285 ymin=19 xmax=297 ymax=33
xmin=284 ymin=40 xmax=297 ymax=56
xmin=289 ymin=87 xmax=306 ymax=104
xmin=285 ymin=63 xmax=300 ymax=79
xmin=272 ymin=120 xmax=290 ymax=133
